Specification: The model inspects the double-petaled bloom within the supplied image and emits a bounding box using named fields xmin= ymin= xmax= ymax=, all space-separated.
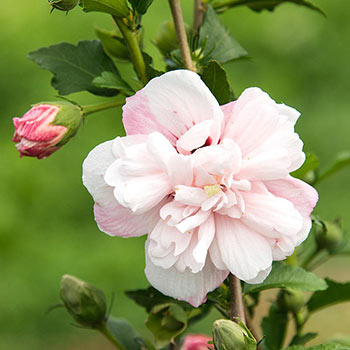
xmin=83 ymin=70 xmax=318 ymax=307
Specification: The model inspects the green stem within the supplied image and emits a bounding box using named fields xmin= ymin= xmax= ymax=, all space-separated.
xmin=212 ymin=0 xmax=247 ymax=10
xmin=113 ymin=17 xmax=148 ymax=85
xmin=98 ymin=322 xmax=124 ymax=350
xmin=82 ymin=99 xmax=125 ymax=116
xmin=228 ymin=274 xmax=246 ymax=324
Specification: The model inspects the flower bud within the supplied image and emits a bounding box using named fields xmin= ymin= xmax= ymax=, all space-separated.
xmin=277 ymin=288 xmax=304 ymax=314
xmin=60 ymin=274 xmax=107 ymax=328
xmin=49 ymin=0 xmax=79 ymax=12
xmin=181 ymin=334 xmax=214 ymax=350
xmin=12 ymin=102 xmax=83 ymax=159
xmin=212 ymin=319 xmax=256 ymax=350
xmin=315 ymin=220 xmax=343 ymax=253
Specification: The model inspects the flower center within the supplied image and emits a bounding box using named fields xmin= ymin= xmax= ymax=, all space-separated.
xmin=204 ymin=184 xmax=221 ymax=197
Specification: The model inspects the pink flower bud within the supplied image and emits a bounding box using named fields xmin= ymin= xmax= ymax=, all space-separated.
xmin=13 ymin=102 xmax=83 ymax=159
xmin=181 ymin=334 xmax=213 ymax=350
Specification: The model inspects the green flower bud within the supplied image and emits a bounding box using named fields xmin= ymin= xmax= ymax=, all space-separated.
xmin=60 ymin=274 xmax=107 ymax=328
xmin=153 ymin=21 xmax=189 ymax=58
xmin=277 ymin=288 xmax=304 ymax=314
xmin=146 ymin=303 xmax=187 ymax=347
xmin=49 ymin=0 xmax=79 ymax=12
xmin=315 ymin=220 xmax=343 ymax=253
xmin=212 ymin=319 xmax=256 ymax=350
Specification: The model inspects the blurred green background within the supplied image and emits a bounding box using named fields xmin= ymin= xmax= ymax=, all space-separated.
xmin=1 ymin=1 xmax=349 ymax=349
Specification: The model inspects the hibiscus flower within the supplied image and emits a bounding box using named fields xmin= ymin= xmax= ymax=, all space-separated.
xmin=83 ymin=70 xmax=318 ymax=307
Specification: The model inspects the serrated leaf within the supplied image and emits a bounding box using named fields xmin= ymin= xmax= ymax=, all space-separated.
xmin=28 ymin=40 xmax=121 ymax=96
xmin=199 ymin=5 xmax=247 ymax=65
xmin=261 ymin=304 xmax=288 ymax=350
xmin=307 ymin=278 xmax=350 ymax=313
xmin=143 ymin=52 xmax=163 ymax=79
xmin=129 ymin=0 xmax=153 ymax=14
xmin=93 ymin=71 xmax=134 ymax=95
xmin=80 ymin=0 xmax=130 ymax=17
xmin=106 ymin=317 xmax=144 ymax=350
xmin=290 ymin=333 xmax=318 ymax=346
xmin=201 ymin=60 xmax=234 ymax=104
xmin=125 ymin=287 xmax=174 ymax=313
xmin=243 ymin=262 xmax=328 ymax=294
xmin=315 ymin=151 xmax=350 ymax=185
xmin=212 ymin=0 xmax=325 ymax=16
xmin=291 ymin=153 xmax=319 ymax=183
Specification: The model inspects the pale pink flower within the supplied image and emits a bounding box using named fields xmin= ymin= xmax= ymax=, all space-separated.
xmin=83 ymin=70 xmax=318 ymax=307
xmin=181 ymin=334 xmax=213 ymax=350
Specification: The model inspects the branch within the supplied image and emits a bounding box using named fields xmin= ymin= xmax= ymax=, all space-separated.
xmin=168 ymin=0 xmax=195 ymax=71
xmin=228 ymin=274 xmax=246 ymax=324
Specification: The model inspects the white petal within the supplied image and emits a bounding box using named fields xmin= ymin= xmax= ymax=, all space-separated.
xmin=145 ymin=240 xmax=229 ymax=307
xmin=193 ymin=214 xmax=215 ymax=265
xmin=215 ymin=215 xmax=273 ymax=282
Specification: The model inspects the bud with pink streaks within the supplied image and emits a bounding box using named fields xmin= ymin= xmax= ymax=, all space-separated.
xmin=13 ymin=102 xmax=83 ymax=159
xmin=181 ymin=334 xmax=213 ymax=350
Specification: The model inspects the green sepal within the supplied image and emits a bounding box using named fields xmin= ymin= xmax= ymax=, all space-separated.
xmin=146 ymin=303 xmax=187 ymax=348
xmin=128 ymin=0 xmax=154 ymax=14
xmin=49 ymin=0 xmax=79 ymax=12
xmin=80 ymin=0 xmax=130 ymax=17
xmin=32 ymin=101 xmax=84 ymax=146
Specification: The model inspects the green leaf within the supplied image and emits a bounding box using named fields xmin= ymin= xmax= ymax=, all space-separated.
xmin=28 ymin=40 xmax=121 ymax=96
xmin=143 ymin=52 xmax=163 ymax=79
xmin=291 ymin=153 xmax=319 ymax=184
xmin=307 ymin=278 xmax=350 ymax=313
xmin=199 ymin=5 xmax=247 ymax=65
xmin=129 ymin=0 xmax=153 ymax=14
xmin=243 ymin=262 xmax=328 ymax=294
xmin=284 ymin=344 xmax=350 ymax=350
xmin=146 ymin=303 xmax=187 ymax=347
xmin=212 ymin=0 xmax=325 ymax=16
xmin=201 ymin=60 xmax=234 ymax=104
xmin=261 ymin=304 xmax=288 ymax=350
xmin=93 ymin=71 xmax=134 ymax=95
xmin=315 ymin=151 xmax=350 ymax=185
xmin=95 ymin=27 xmax=130 ymax=60
xmin=80 ymin=0 xmax=130 ymax=17
xmin=125 ymin=287 xmax=174 ymax=313
xmin=106 ymin=317 xmax=144 ymax=350
xmin=290 ymin=333 xmax=318 ymax=346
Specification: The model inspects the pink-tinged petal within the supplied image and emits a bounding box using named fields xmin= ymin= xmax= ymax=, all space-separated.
xmin=264 ymin=176 xmax=318 ymax=218
xmin=238 ymin=149 xmax=291 ymax=181
xmin=145 ymin=240 xmax=229 ymax=307
xmin=174 ymin=185 xmax=208 ymax=207
xmin=123 ymin=70 xmax=223 ymax=145
xmin=111 ymin=134 xmax=148 ymax=158
xmin=192 ymin=145 xmax=236 ymax=176
xmin=176 ymin=210 xmax=211 ymax=234
xmin=83 ymin=140 xmax=116 ymax=207
xmin=241 ymin=191 xmax=303 ymax=238
xmin=167 ymin=154 xmax=193 ymax=188
xmin=193 ymin=166 xmax=217 ymax=187
xmin=160 ymin=201 xmax=188 ymax=226
xmin=193 ymin=214 xmax=215 ymax=265
xmin=277 ymin=103 xmax=300 ymax=125
xmin=83 ymin=140 xmax=160 ymax=237
xmin=245 ymin=266 xmax=272 ymax=284
xmin=176 ymin=120 xmax=214 ymax=154
xmin=222 ymin=88 xmax=280 ymax=156
xmin=209 ymin=235 xmax=227 ymax=271
xmin=150 ymin=218 xmax=192 ymax=257
xmin=94 ymin=200 xmax=162 ymax=237
xmin=215 ymin=215 xmax=273 ymax=282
